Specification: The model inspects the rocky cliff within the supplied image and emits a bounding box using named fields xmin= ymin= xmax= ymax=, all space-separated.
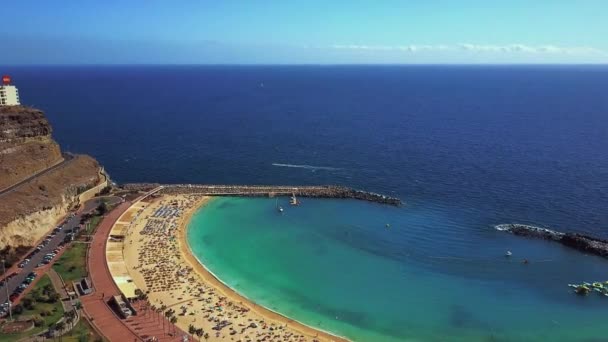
xmin=0 ymin=106 xmax=104 ymax=249
xmin=0 ymin=106 xmax=63 ymax=190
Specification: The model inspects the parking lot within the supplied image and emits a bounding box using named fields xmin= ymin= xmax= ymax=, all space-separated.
xmin=0 ymin=196 xmax=122 ymax=317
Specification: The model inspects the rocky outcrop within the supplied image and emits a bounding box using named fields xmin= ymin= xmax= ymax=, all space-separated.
xmin=496 ymin=224 xmax=608 ymax=259
xmin=0 ymin=106 xmax=63 ymax=190
xmin=0 ymin=106 xmax=105 ymax=249
xmin=561 ymin=233 xmax=608 ymax=258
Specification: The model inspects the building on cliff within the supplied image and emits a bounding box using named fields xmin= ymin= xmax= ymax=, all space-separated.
xmin=0 ymin=75 xmax=20 ymax=106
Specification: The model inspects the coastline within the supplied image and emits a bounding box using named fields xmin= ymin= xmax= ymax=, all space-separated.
xmin=177 ymin=196 xmax=350 ymax=342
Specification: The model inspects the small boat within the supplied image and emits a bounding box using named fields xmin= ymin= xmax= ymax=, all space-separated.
xmin=505 ymin=251 xmax=512 ymax=257
xmin=276 ymin=198 xmax=284 ymax=213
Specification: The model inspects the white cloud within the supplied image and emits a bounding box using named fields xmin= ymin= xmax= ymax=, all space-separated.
xmin=329 ymin=44 xmax=606 ymax=56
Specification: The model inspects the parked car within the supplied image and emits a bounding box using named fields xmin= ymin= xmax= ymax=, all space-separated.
xmin=18 ymin=259 xmax=30 ymax=268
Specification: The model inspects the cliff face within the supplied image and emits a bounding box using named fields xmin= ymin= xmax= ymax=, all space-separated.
xmin=0 ymin=106 xmax=104 ymax=248
xmin=0 ymin=106 xmax=63 ymax=190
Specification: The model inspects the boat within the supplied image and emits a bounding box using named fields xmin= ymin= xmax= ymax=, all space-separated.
xmin=290 ymin=193 xmax=299 ymax=206
xmin=276 ymin=198 xmax=284 ymax=213
xmin=505 ymin=251 xmax=512 ymax=257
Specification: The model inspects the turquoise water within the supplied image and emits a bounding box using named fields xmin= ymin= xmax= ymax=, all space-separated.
xmin=188 ymin=197 xmax=608 ymax=342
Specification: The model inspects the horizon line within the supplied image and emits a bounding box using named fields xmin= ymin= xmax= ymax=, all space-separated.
xmin=4 ymin=63 xmax=608 ymax=67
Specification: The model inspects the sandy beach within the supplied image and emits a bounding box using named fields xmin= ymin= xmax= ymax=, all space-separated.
xmin=119 ymin=193 xmax=348 ymax=342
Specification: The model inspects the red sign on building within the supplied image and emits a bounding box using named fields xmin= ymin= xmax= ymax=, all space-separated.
xmin=2 ymin=75 xmax=11 ymax=85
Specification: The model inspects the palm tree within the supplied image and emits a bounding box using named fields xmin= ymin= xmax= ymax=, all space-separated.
xmin=150 ymin=305 xmax=157 ymax=320
xmin=55 ymin=321 xmax=66 ymax=341
xmin=164 ymin=310 xmax=173 ymax=334
xmin=170 ymin=316 xmax=178 ymax=334
xmin=188 ymin=324 xmax=196 ymax=335
xmin=159 ymin=306 xmax=167 ymax=334
xmin=63 ymin=311 xmax=75 ymax=334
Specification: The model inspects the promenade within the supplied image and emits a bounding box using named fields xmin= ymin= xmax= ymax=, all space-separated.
xmin=82 ymin=197 xmax=187 ymax=342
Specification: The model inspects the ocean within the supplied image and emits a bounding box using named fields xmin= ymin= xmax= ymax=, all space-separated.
xmin=6 ymin=65 xmax=608 ymax=341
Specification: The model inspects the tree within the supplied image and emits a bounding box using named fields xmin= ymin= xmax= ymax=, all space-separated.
xmin=170 ymin=316 xmax=178 ymax=334
xmin=64 ymin=310 xmax=76 ymax=333
xmin=43 ymin=284 xmax=54 ymax=295
xmin=97 ymin=202 xmax=108 ymax=216
xmin=55 ymin=321 xmax=66 ymax=341
xmin=48 ymin=292 xmax=61 ymax=303
xmin=22 ymin=297 xmax=35 ymax=310
xmin=189 ymin=324 xmax=196 ymax=335
xmin=32 ymin=315 xmax=44 ymax=327
xmin=13 ymin=304 xmax=23 ymax=315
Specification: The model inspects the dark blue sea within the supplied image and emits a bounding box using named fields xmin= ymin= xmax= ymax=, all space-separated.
xmin=6 ymin=65 xmax=608 ymax=341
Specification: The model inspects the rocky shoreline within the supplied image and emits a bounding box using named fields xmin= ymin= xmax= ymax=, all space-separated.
xmin=496 ymin=224 xmax=608 ymax=259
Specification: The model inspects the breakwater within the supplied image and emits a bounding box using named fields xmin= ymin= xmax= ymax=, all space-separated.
xmin=496 ymin=224 xmax=608 ymax=259
xmin=152 ymin=184 xmax=402 ymax=206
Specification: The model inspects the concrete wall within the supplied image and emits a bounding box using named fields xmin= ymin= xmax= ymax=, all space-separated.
xmin=77 ymin=169 xmax=108 ymax=204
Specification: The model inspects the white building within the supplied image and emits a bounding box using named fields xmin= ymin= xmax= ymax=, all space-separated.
xmin=0 ymin=75 xmax=20 ymax=106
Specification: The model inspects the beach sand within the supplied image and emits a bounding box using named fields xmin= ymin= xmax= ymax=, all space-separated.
xmin=120 ymin=194 xmax=348 ymax=342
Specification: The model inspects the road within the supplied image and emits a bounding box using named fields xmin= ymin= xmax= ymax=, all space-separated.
xmin=0 ymin=196 xmax=123 ymax=308
xmin=0 ymin=153 xmax=74 ymax=197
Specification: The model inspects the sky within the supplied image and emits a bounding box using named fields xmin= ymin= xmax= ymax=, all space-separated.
xmin=1 ymin=1 xmax=607 ymax=64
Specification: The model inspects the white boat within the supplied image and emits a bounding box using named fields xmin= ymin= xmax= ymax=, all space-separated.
xmin=276 ymin=198 xmax=284 ymax=213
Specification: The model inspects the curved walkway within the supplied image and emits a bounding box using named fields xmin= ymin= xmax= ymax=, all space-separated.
xmin=81 ymin=201 xmax=141 ymax=342
xmin=82 ymin=193 xmax=185 ymax=342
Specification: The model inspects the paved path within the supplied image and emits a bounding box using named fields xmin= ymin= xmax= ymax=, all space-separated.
xmin=81 ymin=201 xmax=142 ymax=342
xmin=82 ymin=192 xmax=187 ymax=342
xmin=0 ymin=153 xmax=73 ymax=197
xmin=47 ymin=269 xmax=69 ymax=311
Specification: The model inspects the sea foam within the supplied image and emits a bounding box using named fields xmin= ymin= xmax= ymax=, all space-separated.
xmin=272 ymin=163 xmax=341 ymax=171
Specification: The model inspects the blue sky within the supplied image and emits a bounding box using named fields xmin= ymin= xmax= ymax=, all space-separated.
xmin=2 ymin=1 xmax=607 ymax=64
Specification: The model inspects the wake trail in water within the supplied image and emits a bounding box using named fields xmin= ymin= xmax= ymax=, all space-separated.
xmin=272 ymin=163 xmax=342 ymax=171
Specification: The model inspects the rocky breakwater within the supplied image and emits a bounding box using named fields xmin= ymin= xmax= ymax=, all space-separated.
xmin=158 ymin=184 xmax=402 ymax=206
xmin=0 ymin=106 xmax=105 ymax=250
xmin=496 ymin=224 xmax=608 ymax=259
